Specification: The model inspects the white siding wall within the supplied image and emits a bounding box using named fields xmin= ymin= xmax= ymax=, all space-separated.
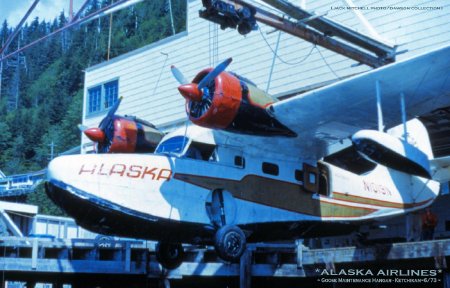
xmin=82 ymin=0 xmax=450 ymax=152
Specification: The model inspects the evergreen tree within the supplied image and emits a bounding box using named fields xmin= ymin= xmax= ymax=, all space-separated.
xmin=0 ymin=0 xmax=187 ymax=214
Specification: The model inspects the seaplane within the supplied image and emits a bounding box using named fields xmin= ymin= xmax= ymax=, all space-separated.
xmin=46 ymin=45 xmax=450 ymax=269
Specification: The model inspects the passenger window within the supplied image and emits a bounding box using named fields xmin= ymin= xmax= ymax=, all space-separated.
xmin=234 ymin=156 xmax=245 ymax=168
xmin=262 ymin=162 xmax=279 ymax=176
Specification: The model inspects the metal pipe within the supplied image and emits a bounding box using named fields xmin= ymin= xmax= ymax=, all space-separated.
xmin=256 ymin=0 xmax=396 ymax=60
xmin=72 ymin=0 xmax=92 ymax=22
xmin=0 ymin=0 xmax=40 ymax=55
xmin=1 ymin=0 xmax=144 ymax=63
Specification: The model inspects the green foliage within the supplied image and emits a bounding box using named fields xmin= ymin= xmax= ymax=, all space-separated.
xmin=0 ymin=0 xmax=187 ymax=215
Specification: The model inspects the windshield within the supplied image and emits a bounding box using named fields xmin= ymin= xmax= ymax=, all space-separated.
xmin=155 ymin=136 xmax=189 ymax=155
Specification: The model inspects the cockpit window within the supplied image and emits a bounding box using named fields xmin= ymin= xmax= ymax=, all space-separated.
xmin=185 ymin=141 xmax=216 ymax=161
xmin=155 ymin=136 xmax=189 ymax=155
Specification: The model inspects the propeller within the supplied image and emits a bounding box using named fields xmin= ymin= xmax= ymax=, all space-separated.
xmin=82 ymin=96 xmax=123 ymax=152
xmin=77 ymin=124 xmax=89 ymax=132
xmin=175 ymin=58 xmax=233 ymax=102
xmin=170 ymin=65 xmax=189 ymax=85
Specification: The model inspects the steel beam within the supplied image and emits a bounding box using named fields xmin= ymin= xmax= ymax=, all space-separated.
xmin=201 ymin=0 xmax=391 ymax=67
xmin=0 ymin=0 xmax=40 ymax=55
xmin=0 ymin=0 xmax=144 ymax=63
xmin=259 ymin=0 xmax=396 ymax=60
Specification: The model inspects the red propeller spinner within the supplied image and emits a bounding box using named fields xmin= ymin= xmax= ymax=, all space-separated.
xmin=83 ymin=127 xmax=105 ymax=142
xmin=178 ymin=83 xmax=203 ymax=102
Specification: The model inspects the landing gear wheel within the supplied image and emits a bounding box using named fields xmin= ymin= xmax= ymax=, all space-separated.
xmin=214 ymin=225 xmax=246 ymax=262
xmin=94 ymin=235 xmax=115 ymax=248
xmin=156 ymin=242 xmax=184 ymax=270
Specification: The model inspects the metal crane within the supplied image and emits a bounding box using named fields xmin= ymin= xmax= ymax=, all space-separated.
xmin=199 ymin=0 xmax=398 ymax=68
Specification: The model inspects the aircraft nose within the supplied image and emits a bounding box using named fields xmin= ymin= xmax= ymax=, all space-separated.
xmin=47 ymin=156 xmax=70 ymax=184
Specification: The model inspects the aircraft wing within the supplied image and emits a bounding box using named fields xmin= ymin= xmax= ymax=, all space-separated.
xmin=269 ymin=45 xmax=450 ymax=160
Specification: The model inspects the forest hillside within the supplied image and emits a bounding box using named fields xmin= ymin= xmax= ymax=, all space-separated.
xmin=0 ymin=0 xmax=186 ymax=214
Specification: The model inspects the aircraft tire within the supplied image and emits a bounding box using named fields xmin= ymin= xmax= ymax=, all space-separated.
xmin=214 ymin=225 xmax=246 ymax=262
xmin=156 ymin=242 xmax=184 ymax=270
xmin=94 ymin=235 xmax=116 ymax=248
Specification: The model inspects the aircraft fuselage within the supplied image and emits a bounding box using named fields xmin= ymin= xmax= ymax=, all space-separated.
xmin=46 ymin=125 xmax=440 ymax=244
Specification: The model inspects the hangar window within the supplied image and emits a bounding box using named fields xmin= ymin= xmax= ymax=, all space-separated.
xmin=262 ymin=162 xmax=279 ymax=176
xmin=87 ymin=79 xmax=119 ymax=116
xmin=104 ymin=80 xmax=118 ymax=109
xmin=88 ymin=86 xmax=101 ymax=113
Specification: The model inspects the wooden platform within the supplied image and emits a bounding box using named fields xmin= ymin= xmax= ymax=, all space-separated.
xmin=1 ymin=237 xmax=449 ymax=287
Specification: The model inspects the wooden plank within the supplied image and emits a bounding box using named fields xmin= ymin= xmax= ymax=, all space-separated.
xmin=31 ymin=238 xmax=38 ymax=270
xmin=240 ymin=250 xmax=252 ymax=288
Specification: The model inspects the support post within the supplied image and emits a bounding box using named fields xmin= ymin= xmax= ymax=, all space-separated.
xmin=240 ymin=249 xmax=252 ymax=288
xmin=31 ymin=238 xmax=38 ymax=270
xmin=296 ymin=239 xmax=304 ymax=270
xmin=125 ymin=242 xmax=131 ymax=272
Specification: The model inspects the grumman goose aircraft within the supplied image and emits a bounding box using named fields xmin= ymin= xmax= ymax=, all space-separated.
xmin=46 ymin=46 xmax=450 ymax=269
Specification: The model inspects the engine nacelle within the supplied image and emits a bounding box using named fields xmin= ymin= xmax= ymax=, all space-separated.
xmin=94 ymin=116 xmax=164 ymax=153
xmin=185 ymin=69 xmax=296 ymax=137
xmin=352 ymin=129 xmax=431 ymax=178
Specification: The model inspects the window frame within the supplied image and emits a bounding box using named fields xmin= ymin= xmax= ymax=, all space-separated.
xmin=86 ymin=78 xmax=119 ymax=117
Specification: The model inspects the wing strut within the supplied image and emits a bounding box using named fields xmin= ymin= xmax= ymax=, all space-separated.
xmin=375 ymin=80 xmax=384 ymax=132
xmin=400 ymin=92 xmax=408 ymax=140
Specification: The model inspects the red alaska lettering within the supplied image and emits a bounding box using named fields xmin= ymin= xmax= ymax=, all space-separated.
xmin=79 ymin=164 xmax=96 ymax=175
xmin=127 ymin=165 xmax=142 ymax=178
xmin=97 ymin=163 xmax=108 ymax=175
xmin=141 ymin=167 xmax=157 ymax=179
xmin=157 ymin=169 xmax=172 ymax=181
xmin=78 ymin=163 xmax=171 ymax=181
xmin=110 ymin=164 xmax=126 ymax=176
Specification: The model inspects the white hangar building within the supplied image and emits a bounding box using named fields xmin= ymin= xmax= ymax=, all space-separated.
xmin=81 ymin=0 xmax=450 ymax=153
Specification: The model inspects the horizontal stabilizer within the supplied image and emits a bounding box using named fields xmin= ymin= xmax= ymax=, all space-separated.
xmin=430 ymin=156 xmax=450 ymax=183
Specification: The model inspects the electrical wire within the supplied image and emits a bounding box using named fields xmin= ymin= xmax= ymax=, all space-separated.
xmin=258 ymin=27 xmax=315 ymax=66
xmin=315 ymin=46 xmax=343 ymax=80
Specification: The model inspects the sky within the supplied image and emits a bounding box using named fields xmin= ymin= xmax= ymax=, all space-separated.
xmin=0 ymin=0 xmax=84 ymax=27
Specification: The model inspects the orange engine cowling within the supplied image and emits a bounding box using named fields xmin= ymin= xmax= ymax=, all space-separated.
xmin=184 ymin=69 xmax=296 ymax=137
xmin=92 ymin=116 xmax=164 ymax=153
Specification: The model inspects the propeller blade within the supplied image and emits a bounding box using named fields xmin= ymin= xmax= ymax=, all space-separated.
xmin=106 ymin=96 xmax=123 ymax=119
xmin=197 ymin=57 xmax=232 ymax=89
xmin=99 ymin=96 xmax=122 ymax=131
xmin=171 ymin=65 xmax=189 ymax=85
xmin=77 ymin=124 xmax=88 ymax=132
